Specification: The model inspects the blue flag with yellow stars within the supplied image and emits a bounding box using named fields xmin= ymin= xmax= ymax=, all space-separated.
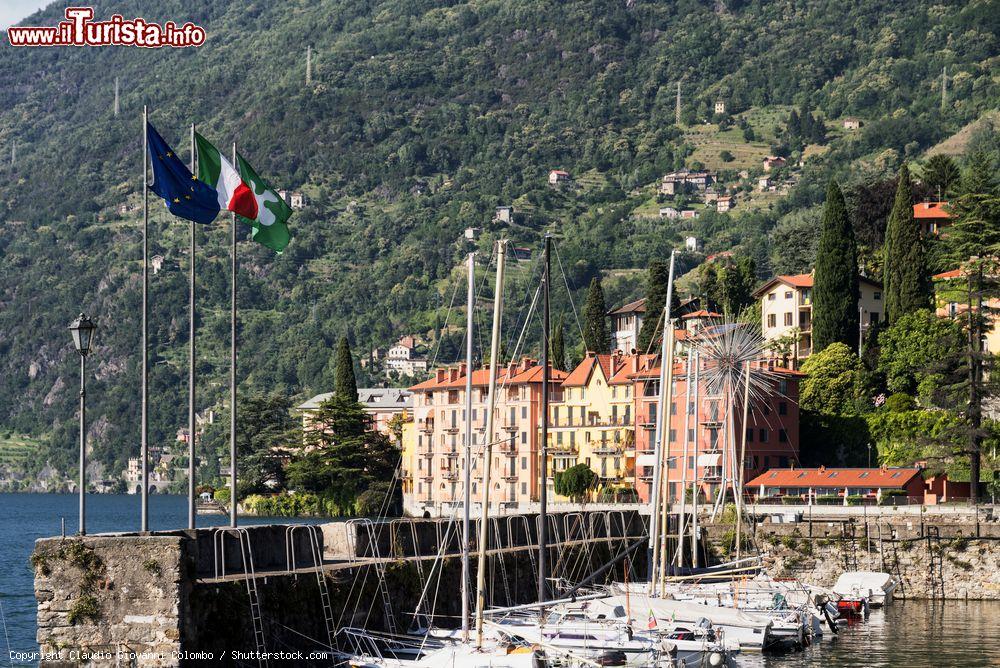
xmin=146 ymin=122 xmax=220 ymax=224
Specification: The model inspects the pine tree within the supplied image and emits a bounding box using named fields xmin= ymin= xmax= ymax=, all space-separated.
xmin=883 ymin=164 xmax=930 ymax=322
xmin=812 ymin=180 xmax=860 ymax=353
xmin=551 ymin=313 xmax=566 ymax=370
xmin=940 ymin=152 xmax=1000 ymax=503
xmin=921 ymin=154 xmax=961 ymax=199
xmin=636 ymin=262 xmax=679 ymax=353
xmin=334 ymin=336 xmax=358 ymax=400
xmin=582 ymin=277 xmax=611 ymax=354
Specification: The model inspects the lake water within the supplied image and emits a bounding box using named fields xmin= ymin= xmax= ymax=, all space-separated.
xmin=1 ymin=494 xmax=998 ymax=666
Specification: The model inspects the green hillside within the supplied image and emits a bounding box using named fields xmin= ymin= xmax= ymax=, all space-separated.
xmin=0 ymin=0 xmax=997 ymax=482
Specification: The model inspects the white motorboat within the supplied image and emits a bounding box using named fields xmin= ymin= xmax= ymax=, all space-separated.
xmin=833 ymin=571 xmax=899 ymax=608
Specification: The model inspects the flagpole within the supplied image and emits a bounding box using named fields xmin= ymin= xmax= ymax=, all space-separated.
xmin=188 ymin=123 xmax=197 ymax=530
xmin=141 ymin=104 xmax=150 ymax=533
xmin=229 ymin=141 xmax=238 ymax=529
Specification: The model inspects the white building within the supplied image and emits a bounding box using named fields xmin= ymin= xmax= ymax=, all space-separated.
xmin=384 ymin=335 xmax=429 ymax=377
xmin=608 ymin=298 xmax=645 ymax=354
xmin=754 ymin=271 xmax=883 ymax=364
xmin=494 ymin=206 xmax=513 ymax=223
xmin=548 ymin=170 xmax=571 ymax=185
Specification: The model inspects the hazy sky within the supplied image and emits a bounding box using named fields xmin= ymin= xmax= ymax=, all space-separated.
xmin=0 ymin=0 xmax=52 ymax=30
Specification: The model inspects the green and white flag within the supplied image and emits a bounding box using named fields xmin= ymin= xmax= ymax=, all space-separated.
xmin=235 ymin=153 xmax=293 ymax=253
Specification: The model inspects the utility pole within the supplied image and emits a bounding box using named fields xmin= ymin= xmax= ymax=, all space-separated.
xmin=941 ymin=66 xmax=948 ymax=111
xmin=675 ymin=81 xmax=682 ymax=125
xmin=306 ymin=46 xmax=312 ymax=85
xmin=114 ymin=76 xmax=120 ymax=117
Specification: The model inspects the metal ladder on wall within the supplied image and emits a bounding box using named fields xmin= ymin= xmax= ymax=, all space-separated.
xmin=285 ymin=525 xmax=336 ymax=649
xmin=352 ymin=519 xmax=397 ymax=635
xmin=879 ymin=523 xmax=906 ymax=597
xmin=214 ymin=528 xmax=268 ymax=667
xmin=926 ymin=525 xmax=944 ymax=599
xmin=842 ymin=521 xmax=859 ymax=572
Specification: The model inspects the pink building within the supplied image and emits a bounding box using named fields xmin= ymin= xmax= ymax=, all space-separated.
xmin=408 ymin=359 xmax=567 ymax=512
xmin=631 ymin=355 xmax=802 ymax=504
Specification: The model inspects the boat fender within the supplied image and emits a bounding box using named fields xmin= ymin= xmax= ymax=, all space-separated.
xmin=531 ymin=649 xmax=547 ymax=668
xmin=708 ymin=651 xmax=725 ymax=667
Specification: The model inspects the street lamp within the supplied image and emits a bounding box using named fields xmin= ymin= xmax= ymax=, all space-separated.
xmin=69 ymin=313 xmax=96 ymax=535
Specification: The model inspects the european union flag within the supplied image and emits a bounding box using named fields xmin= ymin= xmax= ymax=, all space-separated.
xmin=147 ymin=122 xmax=220 ymax=224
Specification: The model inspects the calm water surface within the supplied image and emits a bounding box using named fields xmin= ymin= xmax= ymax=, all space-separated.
xmin=0 ymin=494 xmax=997 ymax=666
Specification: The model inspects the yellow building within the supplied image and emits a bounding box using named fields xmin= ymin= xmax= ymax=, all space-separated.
xmin=547 ymin=353 xmax=637 ymax=501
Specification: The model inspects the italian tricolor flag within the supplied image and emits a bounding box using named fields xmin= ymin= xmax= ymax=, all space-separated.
xmin=195 ymin=132 xmax=293 ymax=252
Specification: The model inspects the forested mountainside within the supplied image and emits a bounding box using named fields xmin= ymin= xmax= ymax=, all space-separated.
xmin=0 ymin=0 xmax=997 ymax=483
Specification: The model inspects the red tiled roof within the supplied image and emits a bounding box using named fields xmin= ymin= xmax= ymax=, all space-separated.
xmin=409 ymin=364 xmax=566 ymax=390
xmin=913 ymin=202 xmax=951 ymax=219
xmin=682 ymin=309 xmax=722 ymax=319
xmin=608 ymin=298 xmax=646 ymax=316
xmin=753 ymin=272 xmax=881 ymax=297
xmin=747 ymin=467 xmax=921 ymax=489
xmin=933 ymin=268 xmax=962 ymax=280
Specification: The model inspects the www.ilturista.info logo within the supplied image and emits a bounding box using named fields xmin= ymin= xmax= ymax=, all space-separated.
xmin=7 ymin=7 xmax=206 ymax=48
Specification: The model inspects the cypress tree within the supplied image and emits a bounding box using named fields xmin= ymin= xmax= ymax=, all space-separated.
xmin=582 ymin=277 xmax=611 ymax=354
xmin=812 ymin=180 xmax=860 ymax=353
xmin=334 ymin=336 xmax=358 ymax=400
xmin=551 ymin=313 xmax=566 ymax=370
xmin=883 ymin=164 xmax=929 ymax=322
xmin=636 ymin=262 xmax=679 ymax=353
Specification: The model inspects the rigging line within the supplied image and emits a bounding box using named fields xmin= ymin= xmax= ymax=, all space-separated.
xmin=644 ymin=307 xmax=665 ymax=356
xmin=429 ymin=269 xmax=463 ymax=369
xmin=504 ymin=239 xmax=546 ymax=354
xmin=552 ymin=241 xmax=587 ymax=344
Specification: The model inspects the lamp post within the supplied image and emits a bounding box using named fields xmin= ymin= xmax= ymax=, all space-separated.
xmin=69 ymin=313 xmax=96 ymax=535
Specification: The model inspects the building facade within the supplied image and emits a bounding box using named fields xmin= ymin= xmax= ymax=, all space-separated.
xmin=404 ymin=359 xmax=567 ymax=514
xmin=631 ymin=356 xmax=802 ymax=504
xmin=384 ymin=335 xmax=429 ymax=377
xmin=756 ymin=272 xmax=883 ymax=364
xmin=298 ymin=388 xmax=413 ymax=441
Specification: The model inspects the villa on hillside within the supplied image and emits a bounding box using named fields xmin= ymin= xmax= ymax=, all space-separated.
xmin=914 ymin=201 xmax=952 ymax=236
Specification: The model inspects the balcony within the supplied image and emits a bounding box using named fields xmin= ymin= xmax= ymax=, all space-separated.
xmin=503 ymin=474 xmax=519 ymax=482
xmin=444 ymin=450 xmax=460 ymax=458
xmin=444 ymin=426 xmax=460 ymax=434
xmin=499 ymin=442 xmax=517 ymax=456
xmin=701 ymin=419 xmax=722 ymax=428
xmin=419 ymin=421 xmax=435 ymax=433
xmin=640 ymin=417 xmax=657 ymax=430
xmin=442 ymin=471 xmax=459 ymax=481
xmin=501 ymin=422 xmax=518 ymax=432
xmin=550 ymin=446 xmax=579 ymax=457
xmin=592 ymin=444 xmax=622 ymax=455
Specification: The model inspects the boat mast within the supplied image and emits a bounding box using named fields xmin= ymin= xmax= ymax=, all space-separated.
xmin=538 ymin=233 xmax=552 ymax=611
xmin=675 ymin=352 xmax=693 ymax=567
xmin=690 ymin=351 xmax=701 ymax=567
xmin=735 ymin=362 xmax=751 ymax=560
xmin=648 ymin=249 xmax=676 ymax=595
xmin=461 ymin=250 xmax=475 ymax=642
xmin=475 ymin=239 xmax=507 ymax=649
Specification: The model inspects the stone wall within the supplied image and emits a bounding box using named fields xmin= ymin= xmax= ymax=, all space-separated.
xmin=33 ymin=535 xmax=192 ymax=667
xmin=748 ymin=519 xmax=1000 ymax=599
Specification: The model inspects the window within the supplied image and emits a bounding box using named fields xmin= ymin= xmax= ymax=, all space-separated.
xmin=745 ymin=428 xmax=753 ymax=443
xmin=784 ymin=312 xmax=793 ymax=326
xmin=669 ymin=428 xmax=677 ymax=442
xmin=767 ymin=314 xmax=776 ymax=328
xmin=521 ymin=431 xmax=527 ymax=444
xmin=779 ymin=428 xmax=788 ymax=443
xmin=870 ymin=312 xmax=880 ymax=325
xmin=873 ymin=291 xmax=882 ymax=300
xmin=779 ymin=401 xmax=787 ymax=415
xmin=759 ymin=428 xmax=769 ymax=443
xmin=521 ymin=456 xmax=527 ymax=469
xmin=768 ymin=293 xmax=776 ymax=301
xmin=522 ymin=406 xmax=527 ymax=419
xmin=784 ymin=291 xmax=793 ymax=299
xmin=521 ymin=482 xmax=527 ymax=495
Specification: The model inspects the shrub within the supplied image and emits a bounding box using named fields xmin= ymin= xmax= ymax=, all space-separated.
xmin=781 ymin=495 xmax=801 ymax=505
xmin=214 ymin=488 xmax=230 ymax=503
xmin=815 ymin=495 xmax=840 ymax=505
xmin=878 ymin=489 xmax=908 ymax=505
xmin=780 ymin=535 xmax=798 ymax=549
xmin=67 ymin=594 xmax=101 ymax=625
xmin=846 ymin=495 xmax=866 ymax=506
